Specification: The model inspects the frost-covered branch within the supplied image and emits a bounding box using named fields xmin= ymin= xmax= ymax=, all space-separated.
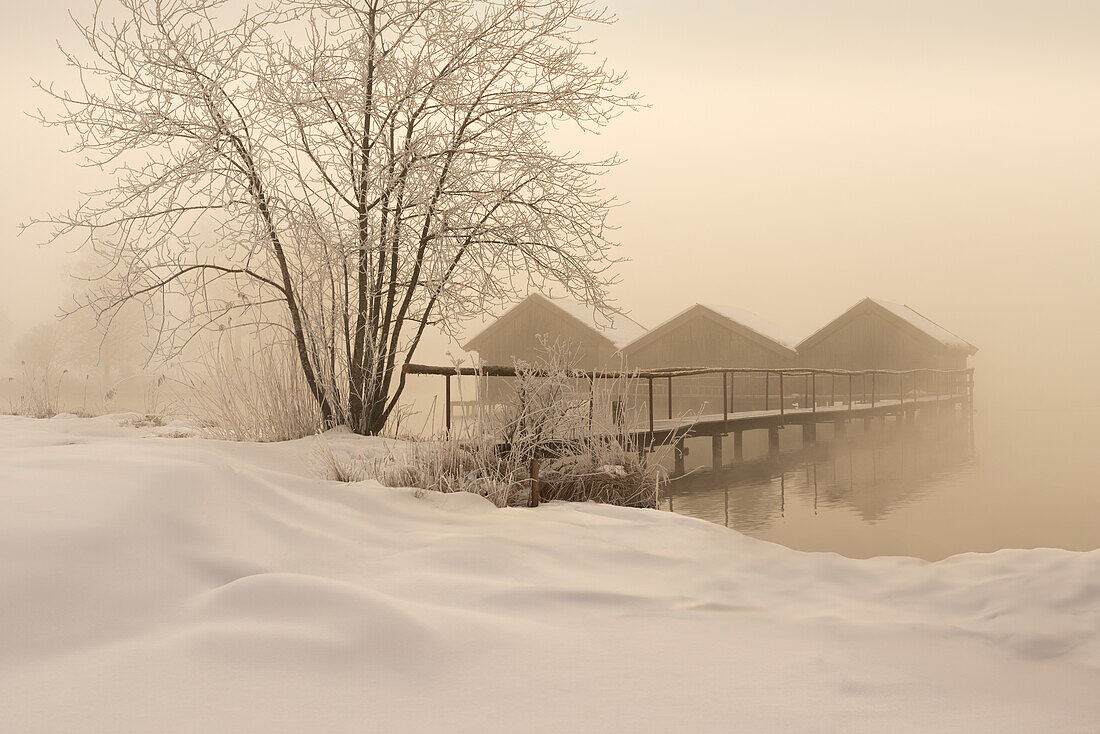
xmin=29 ymin=0 xmax=638 ymax=434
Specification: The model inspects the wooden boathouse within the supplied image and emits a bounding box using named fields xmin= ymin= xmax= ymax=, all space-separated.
xmin=624 ymin=304 xmax=799 ymax=368
xmin=462 ymin=293 xmax=645 ymax=403
xmin=622 ymin=303 xmax=800 ymax=414
xmin=462 ymin=293 xmax=645 ymax=368
xmin=797 ymin=298 xmax=977 ymax=370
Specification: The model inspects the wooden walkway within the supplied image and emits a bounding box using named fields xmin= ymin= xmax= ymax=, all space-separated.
xmin=642 ymin=394 xmax=964 ymax=441
xmin=635 ymin=394 xmax=968 ymax=475
xmin=403 ymin=363 xmax=974 ymax=476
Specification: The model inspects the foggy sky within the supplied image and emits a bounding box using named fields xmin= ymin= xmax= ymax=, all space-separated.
xmin=2 ymin=0 xmax=1098 ymax=403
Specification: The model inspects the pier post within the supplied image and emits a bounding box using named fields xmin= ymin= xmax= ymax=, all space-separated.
xmin=768 ymin=426 xmax=780 ymax=458
xmin=674 ymin=437 xmax=686 ymax=477
xmin=647 ymin=377 xmax=654 ymax=435
xmin=779 ymin=373 xmax=785 ymax=425
xmin=445 ymin=373 xmax=452 ymax=434
xmin=722 ymin=371 xmax=729 ymax=432
xmin=528 ymin=458 xmax=541 ymax=508
xmin=834 ymin=420 xmax=847 ymax=439
xmin=803 ymin=422 xmax=817 ymax=446
xmin=733 ymin=430 xmax=744 ymax=462
xmin=588 ymin=375 xmax=594 ymax=428
xmin=711 ymin=434 xmax=723 ymax=472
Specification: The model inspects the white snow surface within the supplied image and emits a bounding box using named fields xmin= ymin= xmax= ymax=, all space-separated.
xmin=2 ymin=414 xmax=1099 ymax=733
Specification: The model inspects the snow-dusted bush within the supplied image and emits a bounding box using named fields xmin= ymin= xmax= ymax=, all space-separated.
xmin=486 ymin=341 xmax=666 ymax=507
xmin=313 ymin=435 xmax=519 ymax=506
xmin=312 ymin=438 xmax=370 ymax=483
xmin=321 ymin=340 xmax=670 ymax=509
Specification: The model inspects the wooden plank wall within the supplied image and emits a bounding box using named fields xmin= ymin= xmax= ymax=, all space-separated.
xmin=798 ymin=311 xmax=965 ymax=370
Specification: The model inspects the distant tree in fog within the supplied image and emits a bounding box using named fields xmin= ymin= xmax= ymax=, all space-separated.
xmin=7 ymin=307 xmax=149 ymax=403
xmin=11 ymin=323 xmax=65 ymax=379
xmin=27 ymin=0 xmax=636 ymax=434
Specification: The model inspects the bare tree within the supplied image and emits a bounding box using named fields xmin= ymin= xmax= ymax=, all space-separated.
xmin=28 ymin=0 xmax=637 ymax=434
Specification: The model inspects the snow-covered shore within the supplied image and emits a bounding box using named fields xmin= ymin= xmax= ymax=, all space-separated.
xmin=2 ymin=414 xmax=1098 ymax=733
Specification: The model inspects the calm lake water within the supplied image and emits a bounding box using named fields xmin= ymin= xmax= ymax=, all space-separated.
xmin=662 ymin=399 xmax=1100 ymax=560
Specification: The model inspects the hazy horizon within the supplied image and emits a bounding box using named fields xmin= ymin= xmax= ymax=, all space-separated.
xmin=3 ymin=0 xmax=1098 ymax=406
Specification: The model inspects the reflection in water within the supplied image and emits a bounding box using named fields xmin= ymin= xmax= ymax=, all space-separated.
xmin=663 ymin=412 xmax=978 ymax=558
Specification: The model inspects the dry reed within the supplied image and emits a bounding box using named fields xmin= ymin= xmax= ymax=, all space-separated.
xmin=183 ymin=337 xmax=323 ymax=442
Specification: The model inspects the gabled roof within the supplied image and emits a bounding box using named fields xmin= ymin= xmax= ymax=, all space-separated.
xmin=462 ymin=293 xmax=646 ymax=353
xmin=623 ymin=303 xmax=801 ymax=358
xmin=797 ymin=298 xmax=978 ymax=355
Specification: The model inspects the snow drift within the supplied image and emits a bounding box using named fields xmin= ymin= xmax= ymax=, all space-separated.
xmin=1 ymin=414 xmax=1098 ymax=733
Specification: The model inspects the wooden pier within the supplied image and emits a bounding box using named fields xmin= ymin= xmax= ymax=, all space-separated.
xmin=403 ymin=363 xmax=974 ymax=476
xmin=640 ymin=393 xmax=967 ymax=476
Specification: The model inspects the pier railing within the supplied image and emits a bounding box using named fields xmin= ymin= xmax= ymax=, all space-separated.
xmin=403 ymin=363 xmax=975 ymax=435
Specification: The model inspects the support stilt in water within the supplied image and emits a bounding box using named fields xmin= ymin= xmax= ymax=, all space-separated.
xmin=674 ymin=437 xmax=686 ymax=477
xmin=711 ymin=434 xmax=723 ymax=472
xmin=803 ymin=422 xmax=817 ymax=446
xmin=967 ymin=376 xmax=975 ymax=439
xmin=733 ymin=430 xmax=744 ymax=463
xmin=834 ymin=420 xmax=847 ymax=439
xmin=768 ymin=426 xmax=780 ymax=459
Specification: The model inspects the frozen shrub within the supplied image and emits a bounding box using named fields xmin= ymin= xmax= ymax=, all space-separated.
xmin=325 ymin=339 xmax=672 ymax=509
